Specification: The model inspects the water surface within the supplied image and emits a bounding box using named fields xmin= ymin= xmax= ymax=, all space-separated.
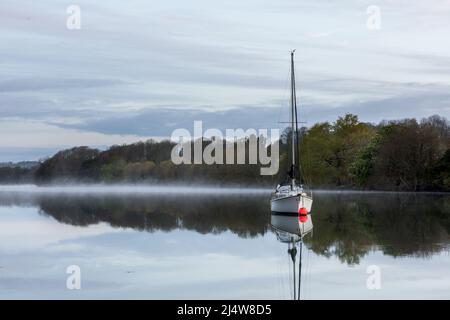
xmin=0 ymin=185 xmax=448 ymax=299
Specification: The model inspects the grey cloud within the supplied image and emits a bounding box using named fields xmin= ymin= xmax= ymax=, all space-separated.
xmin=47 ymin=107 xmax=282 ymax=137
xmin=0 ymin=147 xmax=61 ymax=162
xmin=0 ymin=78 xmax=126 ymax=93
xmin=303 ymin=93 xmax=450 ymax=124
xmin=47 ymin=90 xmax=450 ymax=138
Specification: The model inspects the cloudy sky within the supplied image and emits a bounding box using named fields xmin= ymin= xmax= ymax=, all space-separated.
xmin=1 ymin=0 xmax=450 ymax=161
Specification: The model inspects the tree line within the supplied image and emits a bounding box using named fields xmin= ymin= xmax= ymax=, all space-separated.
xmin=300 ymin=114 xmax=449 ymax=191
xmin=0 ymin=114 xmax=448 ymax=191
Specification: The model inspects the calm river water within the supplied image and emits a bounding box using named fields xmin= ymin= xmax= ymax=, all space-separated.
xmin=0 ymin=185 xmax=448 ymax=299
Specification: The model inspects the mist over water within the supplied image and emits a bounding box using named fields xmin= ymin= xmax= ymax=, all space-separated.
xmin=0 ymin=184 xmax=272 ymax=195
xmin=1 ymin=184 xmax=447 ymax=195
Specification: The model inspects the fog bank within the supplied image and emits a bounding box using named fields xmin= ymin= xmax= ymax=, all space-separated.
xmin=0 ymin=184 xmax=272 ymax=195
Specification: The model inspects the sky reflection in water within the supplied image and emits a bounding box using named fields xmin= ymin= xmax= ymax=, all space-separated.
xmin=0 ymin=187 xmax=448 ymax=299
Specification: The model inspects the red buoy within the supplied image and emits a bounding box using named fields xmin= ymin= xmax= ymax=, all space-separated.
xmin=298 ymin=207 xmax=308 ymax=223
xmin=298 ymin=207 xmax=308 ymax=215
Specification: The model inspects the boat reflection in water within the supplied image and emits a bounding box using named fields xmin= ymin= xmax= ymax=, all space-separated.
xmin=271 ymin=212 xmax=313 ymax=300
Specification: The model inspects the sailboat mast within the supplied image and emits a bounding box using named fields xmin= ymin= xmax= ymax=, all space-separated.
xmin=290 ymin=50 xmax=300 ymax=185
xmin=290 ymin=51 xmax=296 ymax=186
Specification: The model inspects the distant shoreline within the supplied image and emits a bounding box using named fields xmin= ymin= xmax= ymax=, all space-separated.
xmin=1 ymin=114 xmax=448 ymax=193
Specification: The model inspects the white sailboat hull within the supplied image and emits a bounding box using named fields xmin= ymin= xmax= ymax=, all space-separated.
xmin=271 ymin=193 xmax=313 ymax=215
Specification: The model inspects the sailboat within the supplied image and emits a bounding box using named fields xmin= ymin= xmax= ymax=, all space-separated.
xmin=271 ymin=50 xmax=313 ymax=215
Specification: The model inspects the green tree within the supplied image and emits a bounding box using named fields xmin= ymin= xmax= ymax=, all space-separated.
xmin=100 ymin=159 xmax=126 ymax=182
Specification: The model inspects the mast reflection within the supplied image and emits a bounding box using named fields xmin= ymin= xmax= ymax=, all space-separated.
xmin=271 ymin=212 xmax=313 ymax=300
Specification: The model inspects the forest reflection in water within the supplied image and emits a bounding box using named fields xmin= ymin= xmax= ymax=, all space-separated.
xmin=0 ymin=190 xmax=448 ymax=265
